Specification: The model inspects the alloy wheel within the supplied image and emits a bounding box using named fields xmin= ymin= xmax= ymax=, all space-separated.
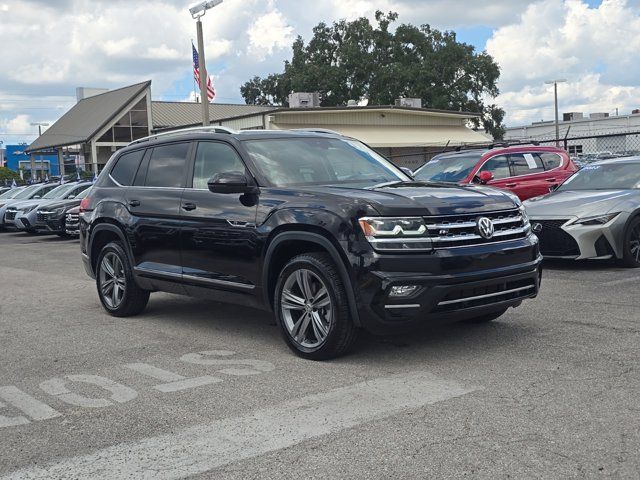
xmin=630 ymin=224 xmax=640 ymax=263
xmin=280 ymin=269 xmax=332 ymax=348
xmin=99 ymin=252 xmax=126 ymax=309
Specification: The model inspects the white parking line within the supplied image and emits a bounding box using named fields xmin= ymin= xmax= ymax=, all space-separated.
xmin=3 ymin=371 xmax=478 ymax=480
xmin=125 ymin=363 xmax=222 ymax=393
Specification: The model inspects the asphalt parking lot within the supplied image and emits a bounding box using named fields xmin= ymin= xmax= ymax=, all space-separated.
xmin=0 ymin=231 xmax=638 ymax=479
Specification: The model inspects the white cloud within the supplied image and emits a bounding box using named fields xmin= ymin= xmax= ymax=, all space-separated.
xmin=247 ymin=10 xmax=294 ymax=61
xmin=487 ymin=0 xmax=640 ymax=125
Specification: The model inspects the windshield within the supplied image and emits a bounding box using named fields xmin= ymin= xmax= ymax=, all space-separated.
xmin=558 ymin=162 xmax=640 ymax=191
xmin=14 ymin=184 xmax=42 ymax=199
xmin=242 ymin=137 xmax=409 ymax=187
xmin=413 ymin=152 xmax=485 ymax=183
xmin=43 ymin=184 xmax=76 ymax=199
xmin=0 ymin=188 xmax=24 ymax=199
xmin=75 ymin=187 xmax=91 ymax=199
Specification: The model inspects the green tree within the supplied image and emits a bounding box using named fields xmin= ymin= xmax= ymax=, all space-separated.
xmin=0 ymin=167 xmax=20 ymax=184
xmin=240 ymin=11 xmax=506 ymax=139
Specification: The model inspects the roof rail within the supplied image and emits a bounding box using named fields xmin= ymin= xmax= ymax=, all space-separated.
xmin=130 ymin=126 xmax=238 ymax=146
xmin=453 ymin=140 xmax=541 ymax=152
xmin=292 ymin=128 xmax=343 ymax=135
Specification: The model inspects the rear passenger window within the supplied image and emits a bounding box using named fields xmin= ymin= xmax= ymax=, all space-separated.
xmin=111 ymin=150 xmax=145 ymax=186
xmin=145 ymin=143 xmax=190 ymax=188
xmin=539 ymin=153 xmax=562 ymax=170
xmin=510 ymin=154 xmax=544 ymax=176
xmin=192 ymin=142 xmax=245 ymax=189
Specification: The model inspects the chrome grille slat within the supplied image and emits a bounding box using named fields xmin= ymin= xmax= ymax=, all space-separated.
xmin=424 ymin=209 xmax=529 ymax=249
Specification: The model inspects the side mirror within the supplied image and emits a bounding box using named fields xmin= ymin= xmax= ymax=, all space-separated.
xmin=478 ymin=171 xmax=494 ymax=184
xmin=208 ymin=172 xmax=255 ymax=194
xmin=400 ymin=167 xmax=413 ymax=178
xmin=549 ymin=184 xmax=559 ymax=192
xmin=33 ymin=195 xmax=41 ymax=199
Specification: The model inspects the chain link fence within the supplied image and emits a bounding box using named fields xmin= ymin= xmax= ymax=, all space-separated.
xmin=531 ymin=131 xmax=640 ymax=163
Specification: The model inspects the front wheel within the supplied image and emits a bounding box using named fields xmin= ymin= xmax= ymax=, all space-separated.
xmin=620 ymin=217 xmax=640 ymax=268
xmin=96 ymin=241 xmax=150 ymax=317
xmin=274 ymin=253 xmax=358 ymax=360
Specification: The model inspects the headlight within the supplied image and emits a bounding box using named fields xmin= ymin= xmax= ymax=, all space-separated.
xmin=519 ymin=205 xmax=530 ymax=226
xmin=571 ymin=212 xmax=620 ymax=226
xmin=358 ymin=217 xmax=432 ymax=251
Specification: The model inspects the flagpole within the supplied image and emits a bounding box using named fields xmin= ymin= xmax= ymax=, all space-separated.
xmin=195 ymin=18 xmax=210 ymax=126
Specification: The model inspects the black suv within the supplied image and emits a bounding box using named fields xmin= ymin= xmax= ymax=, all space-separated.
xmin=80 ymin=128 xmax=541 ymax=359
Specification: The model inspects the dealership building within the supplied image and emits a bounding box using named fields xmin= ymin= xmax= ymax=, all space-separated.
xmin=26 ymin=80 xmax=490 ymax=173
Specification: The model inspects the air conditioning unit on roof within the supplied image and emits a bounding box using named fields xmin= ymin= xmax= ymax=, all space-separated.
xmin=288 ymin=92 xmax=320 ymax=108
xmin=395 ymin=98 xmax=422 ymax=108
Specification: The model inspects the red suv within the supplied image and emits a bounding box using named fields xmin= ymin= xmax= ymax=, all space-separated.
xmin=413 ymin=145 xmax=578 ymax=200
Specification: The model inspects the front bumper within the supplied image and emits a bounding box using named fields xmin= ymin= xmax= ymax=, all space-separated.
xmin=352 ymin=236 xmax=542 ymax=333
xmin=530 ymin=214 xmax=628 ymax=260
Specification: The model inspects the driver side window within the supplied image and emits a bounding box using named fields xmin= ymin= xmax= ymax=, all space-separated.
xmin=479 ymin=155 xmax=510 ymax=180
xmin=193 ymin=142 xmax=246 ymax=189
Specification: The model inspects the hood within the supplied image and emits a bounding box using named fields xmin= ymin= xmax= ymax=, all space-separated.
xmin=41 ymin=198 xmax=81 ymax=211
xmin=524 ymin=189 xmax=637 ymax=218
xmin=295 ymin=181 xmax=518 ymax=216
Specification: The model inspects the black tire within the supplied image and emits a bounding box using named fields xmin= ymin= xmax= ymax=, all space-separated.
xmin=56 ymin=232 xmax=69 ymax=238
xmin=274 ymin=252 xmax=358 ymax=360
xmin=465 ymin=307 xmax=509 ymax=324
xmin=96 ymin=241 xmax=150 ymax=317
xmin=620 ymin=217 xmax=640 ymax=268
xmin=25 ymin=228 xmax=38 ymax=235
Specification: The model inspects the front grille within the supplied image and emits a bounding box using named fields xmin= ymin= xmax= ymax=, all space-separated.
xmin=36 ymin=212 xmax=49 ymax=223
xmin=532 ymin=219 xmax=580 ymax=257
xmin=5 ymin=210 xmax=17 ymax=221
xmin=424 ymin=209 xmax=528 ymax=248
xmin=65 ymin=213 xmax=80 ymax=234
xmin=434 ymin=278 xmax=537 ymax=313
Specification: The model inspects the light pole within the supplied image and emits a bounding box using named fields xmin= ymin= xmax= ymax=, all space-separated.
xmin=30 ymin=122 xmax=49 ymax=181
xmin=545 ymin=79 xmax=566 ymax=147
xmin=189 ymin=0 xmax=223 ymax=127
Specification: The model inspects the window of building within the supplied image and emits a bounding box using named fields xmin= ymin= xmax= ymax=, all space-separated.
xmin=192 ymin=142 xmax=245 ymax=189
xmin=96 ymin=96 xmax=149 ymax=144
xmin=145 ymin=143 xmax=190 ymax=188
xmin=110 ymin=149 xmax=145 ymax=186
xmin=568 ymin=145 xmax=583 ymax=155
xmin=479 ymin=155 xmax=510 ymax=179
xmin=509 ymin=153 xmax=544 ymax=176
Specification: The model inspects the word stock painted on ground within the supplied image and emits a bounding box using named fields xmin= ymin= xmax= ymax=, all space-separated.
xmin=0 ymin=350 xmax=274 ymax=429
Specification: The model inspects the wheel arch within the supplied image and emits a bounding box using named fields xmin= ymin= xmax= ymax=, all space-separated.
xmin=88 ymin=221 xmax=133 ymax=275
xmin=262 ymin=229 xmax=361 ymax=327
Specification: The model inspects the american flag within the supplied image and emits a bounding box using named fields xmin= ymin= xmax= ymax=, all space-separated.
xmin=192 ymin=43 xmax=216 ymax=102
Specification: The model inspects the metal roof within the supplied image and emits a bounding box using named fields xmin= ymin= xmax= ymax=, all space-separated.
xmin=26 ymin=81 xmax=151 ymax=153
xmin=151 ymin=101 xmax=276 ymax=129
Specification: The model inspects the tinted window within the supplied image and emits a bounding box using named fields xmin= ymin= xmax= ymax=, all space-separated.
xmin=539 ymin=152 xmax=562 ymax=170
xmin=193 ymin=142 xmax=245 ymax=189
xmin=559 ymin=162 xmax=640 ymax=190
xmin=510 ymin=153 xmax=544 ymax=176
xmin=145 ymin=143 xmax=190 ymax=188
xmin=479 ymin=155 xmax=510 ymax=180
xmin=111 ymin=149 xmax=145 ymax=186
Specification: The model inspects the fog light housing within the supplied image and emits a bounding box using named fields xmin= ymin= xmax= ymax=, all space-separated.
xmin=389 ymin=285 xmax=419 ymax=297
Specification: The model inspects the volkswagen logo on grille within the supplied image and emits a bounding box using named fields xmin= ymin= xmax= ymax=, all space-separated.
xmin=476 ymin=217 xmax=495 ymax=239
xmin=532 ymin=223 xmax=543 ymax=233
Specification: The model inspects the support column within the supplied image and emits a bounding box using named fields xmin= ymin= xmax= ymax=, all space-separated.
xmin=57 ymin=148 xmax=65 ymax=178
xmin=90 ymin=141 xmax=98 ymax=174
xmin=30 ymin=154 xmax=36 ymax=182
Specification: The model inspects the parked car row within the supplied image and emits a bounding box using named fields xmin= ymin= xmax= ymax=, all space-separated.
xmin=0 ymin=181 xmax=92 ymax=237
xmin=410 ymin=144 xmax=640 ymax=267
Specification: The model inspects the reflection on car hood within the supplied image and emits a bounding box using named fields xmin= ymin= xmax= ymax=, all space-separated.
xmin=299 ymin=181 xmax=518 ymax=216
xmin=40 ymin=198 xmax=81 ymax=211
xmin=524 ymin=189 xmax=639 ymax=217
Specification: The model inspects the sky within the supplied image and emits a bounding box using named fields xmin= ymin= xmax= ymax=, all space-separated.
xmin=1 ymin=0 xmax=640 ymax=146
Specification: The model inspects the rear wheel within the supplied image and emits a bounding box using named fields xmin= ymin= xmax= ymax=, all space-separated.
xmin=96 ymin=241 xmax=150 ymax=317
xmin=274 ymin=253 xmax=358 ymax=360
xmin=465 ymin=307 xmax=508 ymax=324
xmin=620 ymin=217 xmax=640 ymax=268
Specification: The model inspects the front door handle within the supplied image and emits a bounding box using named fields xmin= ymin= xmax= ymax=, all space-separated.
xmin=182 ymin=202 xmax=197 ymax=211
xmin=128 ymin=200 xmax=140 ymax=207
xmin=545 ymin=178 xmax=557 ymax=182
xmin=505 ymin=183 xmax=517 ymax=188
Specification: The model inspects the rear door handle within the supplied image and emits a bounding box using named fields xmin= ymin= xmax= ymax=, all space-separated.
xmin=128 ymin=200 xmax=140 ymax=207
xmin=182 ymin=202 xmax=197 ymax=211
xmin=505 ymin=183 xmax=517 ymax=188
xmin=545 ymin=178 xmax=557 ymax=182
